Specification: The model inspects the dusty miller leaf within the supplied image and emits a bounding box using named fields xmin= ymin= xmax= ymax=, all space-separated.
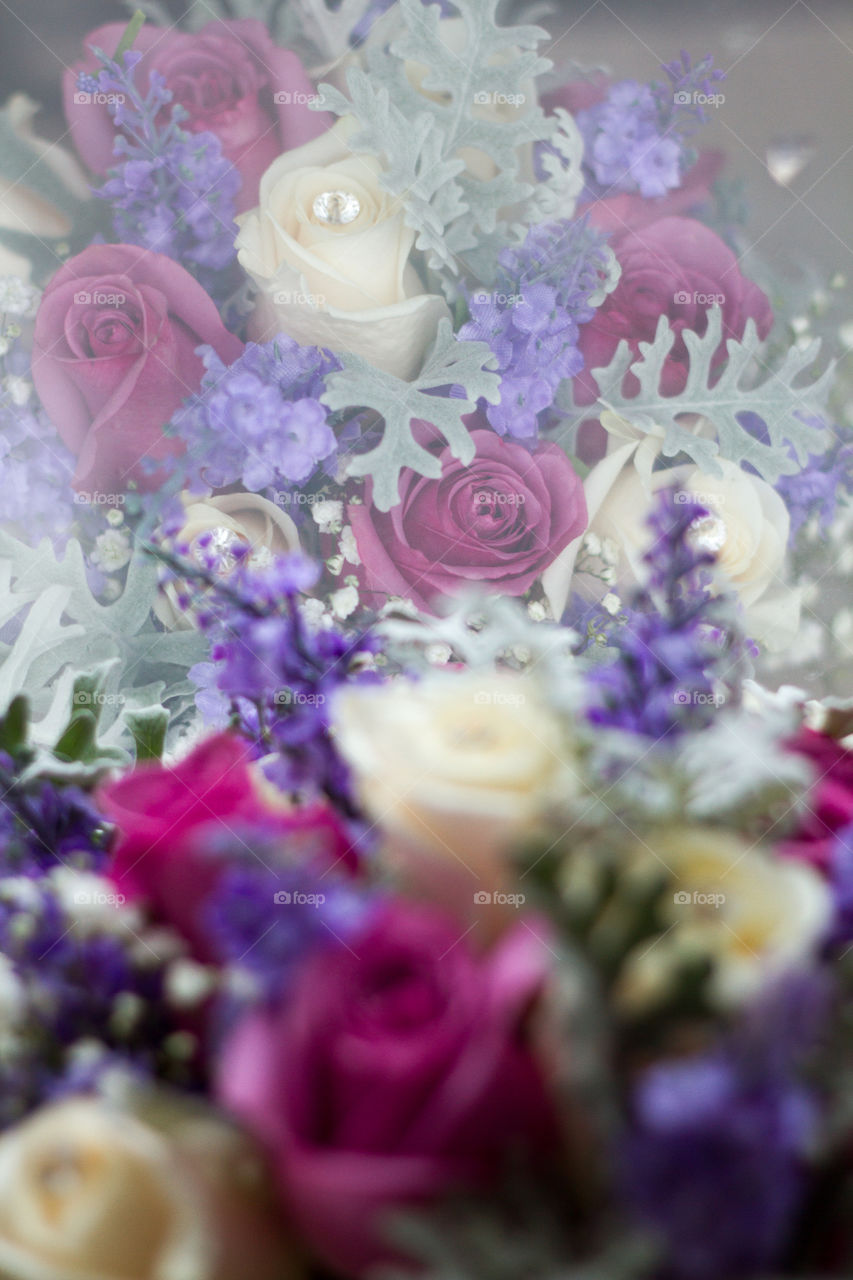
xmin=318 ymin=0 xmax=555 ymax=272
xmin=321 ymin=319 xmax=500 ymax=510
xmin=558 ymin=309 xmax=833 ymax=481
xmin=0 ymin=533 xmax=204 ymax=765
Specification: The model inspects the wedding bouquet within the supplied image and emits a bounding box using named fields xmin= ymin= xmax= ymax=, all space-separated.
xmin=0 ymin=0 xmax=851 ymax=1276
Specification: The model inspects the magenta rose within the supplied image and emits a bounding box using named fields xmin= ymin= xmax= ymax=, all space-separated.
xmin=64 ymin=20 xmax=330 ymax=213
xmin=574 ymin=215 xmax=773 ymax=404
xmin=32 ymin=243 xmax=242 ymax=495
xmin=218 ymin=901 xmax=557 ymax=1277
xmin=778 ymin=729 xmax=853 ymax=874
xmin=349 ymin=428 xmax=587 ymax=611
xmin=100 ymin=732 xmax=353 ymax=961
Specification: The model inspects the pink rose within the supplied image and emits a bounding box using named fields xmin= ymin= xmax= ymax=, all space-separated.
xmin=778 ymin=729 xmax=853 ymax=874
xmin=100 ymin=732 xmax=353 ymax=960
xmin=574 ymin=216 xmax=773 ymax=404
xmin=64 ymin=20 xmax=330 ymax=213
xmin=218 ymin=901 xmax=557 ymax=1277
xmin=349 ymin=428 xmax=588 ymax=611
xmin=32 ymin=244 xmax=242 ymax=495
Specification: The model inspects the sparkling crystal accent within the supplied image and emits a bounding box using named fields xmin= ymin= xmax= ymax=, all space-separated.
xmin=688 ymin=512 xmax=727 ymax=555
xmin=312 ymin=190 xmax=361 ymax=225
xmin=191 ymin=526 xmax=248 ymax=575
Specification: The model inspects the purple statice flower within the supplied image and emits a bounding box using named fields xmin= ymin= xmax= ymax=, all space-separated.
xmin=204 ymin=862 xmax=371 ymax=1006
xmin=0 ymin=871 xmax=201 ymax=1124
xmin=459 ymin=219 xmax=613 ymax=438
xmin=578 ymin=54 xmax=724 ymax=200
xmin=83 ymin=50 xmax=240 ymax=295
xmin=155 ymin=546 xmax=381 ymax=816
xmin=0 ymin=751 xmax=110 ymax=877
xmin=775 ymin=421 xmax=853 ymax=544
xmin=621 ymin=1051 xmax=815 ymax=1280
xmin=620 ymin=975 xmax=826 ymax=1280
xmin=0 ymin=335 xmax=76 ymax=549
xmin=582 ymin=486 xmax=748 ymax=739
xmin=169 ymin=338 xmax=340 ymax=494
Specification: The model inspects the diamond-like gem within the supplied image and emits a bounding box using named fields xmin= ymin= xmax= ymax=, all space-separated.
xmin=312 ymin=190 xmax=361 ymax=225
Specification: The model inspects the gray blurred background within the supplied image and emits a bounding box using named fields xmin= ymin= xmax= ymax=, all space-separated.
xmin=1 ymin=0 xmax=850 ymax=276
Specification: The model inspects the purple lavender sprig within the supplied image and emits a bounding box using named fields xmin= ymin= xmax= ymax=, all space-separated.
xmin=577 ymin=53 xmax=724 ymax=200
xmin=152 ymin=544 xmax=381 ymax=816
xmin=459 ymin=218 xmax=613 ymax=438
xmin=775 ymin=421 xmax=853 ymax=546
xmin=80 ymin=49 xmax=240 ymax=293
xmin=584 ymin=486 xmax=747 ymax=739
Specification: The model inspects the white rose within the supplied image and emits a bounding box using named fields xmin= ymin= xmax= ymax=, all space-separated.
xmin=0 ymin=95 xmax=91 ymax=280
xmin=155 ymin=492 xmax=300 ymax=629
xmin=565 ymin=446 xmax=798 ymax=647
xmin=0 ymin=1095 xmax=303 ymax=1280
xmin=333 ymin=671 xmax=577 ymax=911
xmin=235 ymin=120 xmax=450 ymax=379
xmin=616 ymin=827 xmax=831 ymax=1011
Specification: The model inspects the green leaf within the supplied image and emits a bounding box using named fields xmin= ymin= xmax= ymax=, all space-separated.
xmin=321 ymin=319 xmax=500 ymax=510
xmin=0 ymin=532 xmax=205 ymax=768
xmin=114 ymin=10 xmax=146 ymax=58
xmin=53 ymin=710 xmax=98 ymax=764
xmin=125 ymin=708 xmax=169 ymax=762
xmin=0 ymin=695 xmax=29 ymax=758
xmin=558 ymin=308 xmax=834 ymax=481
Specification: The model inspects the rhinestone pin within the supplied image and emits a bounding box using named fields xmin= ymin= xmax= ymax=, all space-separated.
xmin=312 ymin=190 xmax=361 ymax=225
xmin=688 ymin=512 xmax=727 ymax=555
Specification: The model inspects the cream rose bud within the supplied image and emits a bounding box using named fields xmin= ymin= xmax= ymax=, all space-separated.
xmin=235 ymin=121 xmax=450 ymax=380
xmin=581 ymin=456 xmax=797 ymax=647
xmin=155 ymin=491 xmax=300 ymax=629
xmin=0 ymin=1095 xmax=303 ymax=1280
xmin=333 ymin=672 xmax=578 ymax=908
xmin=616 ymin=827 xmax=831 ymax=1013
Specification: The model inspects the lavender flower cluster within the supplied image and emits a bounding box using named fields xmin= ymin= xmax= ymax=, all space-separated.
xmin=170 ymin=337 xmax=340 ymax=494
xmin=578 ymin=53 xmax=725 ymax=199
xmin=459 ymin=218 xmax=613 ymax=438
xmin=161 ymin=548 xmax=380 ymax=813
xmin=82 ymin=49 xmax=240 ymax=289
xmin=0 ymin=297 xmax=75 ymax=549
xmin=584 ymin=487 xmax=748 ymax=739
